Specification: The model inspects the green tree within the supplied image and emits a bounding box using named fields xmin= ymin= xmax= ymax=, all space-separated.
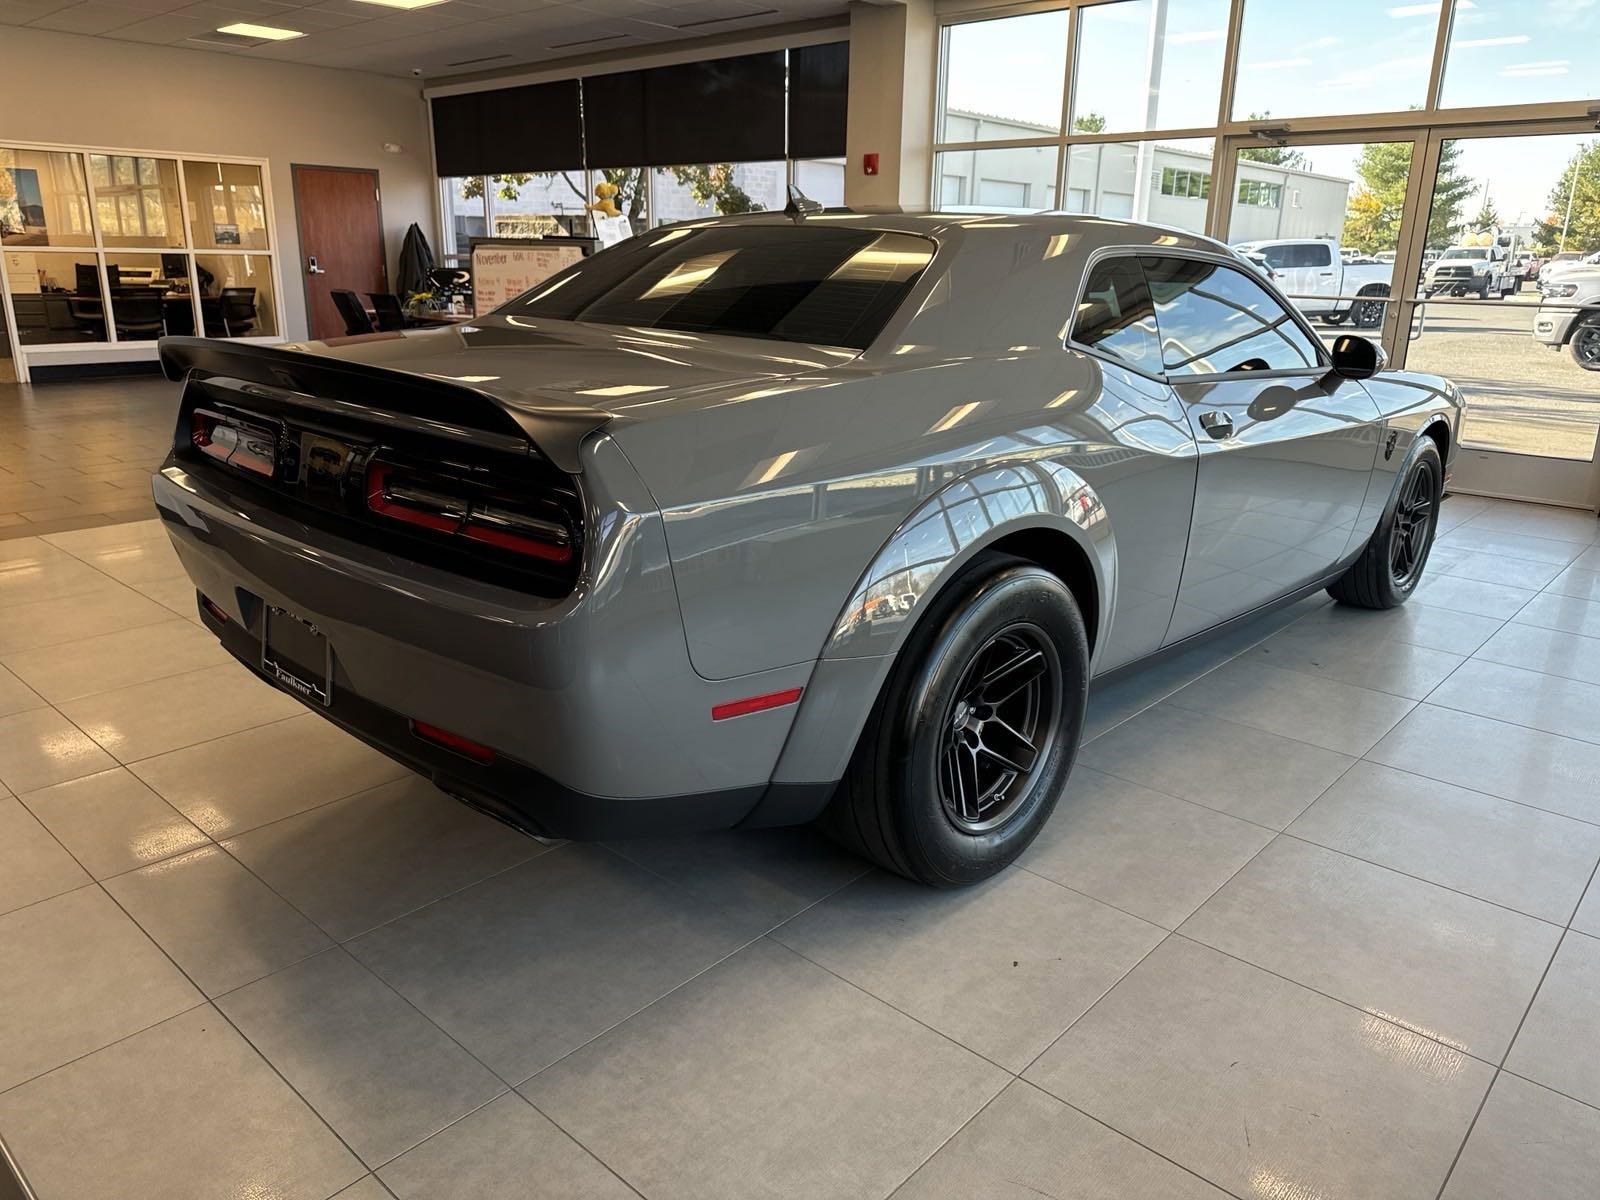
xmin=1340 ymin=139 xmax=1473 ymax=253
xmin=666 ymin=164 xmax=761 ymax=215
xmin=1340 ymin=188 xmax=1389 ymax=256
xmin=1470 ymin=196 xmax=1501 ymax=233
xmin=1424 ymin=140 xmax=1476 ymax=249
xmin=1532 ymin=141 xmax=1600 ymax=255
xmin=459 ymin=174 xmax=538 ymax=202
xmin=459 ymin=164 xmax=763 ymax=227
xmin=1071 ymin=111 xmax=1107 ymax=134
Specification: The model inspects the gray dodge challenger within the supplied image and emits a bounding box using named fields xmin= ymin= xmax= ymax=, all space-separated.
xmin=153 ymin=211 xmax=1461 ymax=886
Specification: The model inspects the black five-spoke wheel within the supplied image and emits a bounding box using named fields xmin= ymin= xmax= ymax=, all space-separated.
xmin=1389 ymin=458 xmax=1437 ymax=587
xmin=937 ymin=626 xmax=1060 ymax=834
xmin=826 ymin=555 xmax=1089 ymax=887
xmin=1328 ymin=436 xmax=1444 ymax=610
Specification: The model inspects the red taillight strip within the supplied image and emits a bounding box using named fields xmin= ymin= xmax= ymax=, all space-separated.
xmin=461 ymin=519 xmax=572 ymax=563
xmin=365 ymin=462 xmax=462 ymax=535
xmin=411 ymin=720 xmax=497 ymax=764
xmin=711 ymin=687 xmax=804 ymax=721
xmin=366 ymin=460 xmax=573 ymax=563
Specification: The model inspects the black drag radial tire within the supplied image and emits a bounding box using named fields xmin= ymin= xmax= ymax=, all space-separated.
xmin=822 ymin=553 xmax=1089 ymax=887
xmin=1328 ymin=437 xmax=1443 ymax=609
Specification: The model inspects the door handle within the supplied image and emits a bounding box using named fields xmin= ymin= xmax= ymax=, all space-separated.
xmin=307 ymin=255 xmax=326 ymax=276
xmin=1198 ymin=411 xmax=1234 ymax=440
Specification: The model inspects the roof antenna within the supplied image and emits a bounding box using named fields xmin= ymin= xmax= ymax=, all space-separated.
xmin=784 ymin=184 xmax=823 ymax=222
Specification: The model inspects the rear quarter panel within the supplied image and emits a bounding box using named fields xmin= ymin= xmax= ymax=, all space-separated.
xmin=609 ymin=350 xmax=1199 ymax=680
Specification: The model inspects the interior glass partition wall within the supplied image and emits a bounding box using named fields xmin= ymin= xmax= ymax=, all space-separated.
xmin=0 ymin=144 xmax=285 ymax=383
xmin=933 ymin=0 xmax=1600 ymax=509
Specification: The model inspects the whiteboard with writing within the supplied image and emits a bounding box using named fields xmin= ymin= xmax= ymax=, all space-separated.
xmin=471 ymin=242 xmax=586 ymax=316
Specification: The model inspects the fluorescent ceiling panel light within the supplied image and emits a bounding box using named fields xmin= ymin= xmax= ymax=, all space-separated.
xmin=216 ymin=22 xmax=304 ymax=39
xmin=353 ymin=0 xmax=450 ymax=9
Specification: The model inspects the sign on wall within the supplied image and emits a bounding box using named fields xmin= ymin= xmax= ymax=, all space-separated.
xmin=469 ymin=239 xmax=591 ymax=316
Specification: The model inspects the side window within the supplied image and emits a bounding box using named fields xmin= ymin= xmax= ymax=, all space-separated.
xmin=1302 ymin=242 xmax=1334 ymax=267
xmin=1257 ymin=244 xmax=1291 ymax=270
xmin=1072 ymin=257 xmax=1159 ymax=373
xmin=1140 ymin=256 xmax=1322 ymax=377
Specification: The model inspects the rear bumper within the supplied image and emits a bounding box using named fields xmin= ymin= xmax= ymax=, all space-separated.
xmin=198 ymin=598 xmax=790 ymax=838
xmin=153 ymin=445 xmax=821 ymax=834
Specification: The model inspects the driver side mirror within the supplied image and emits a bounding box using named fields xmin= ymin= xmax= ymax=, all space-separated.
xmin=1329 ymin=333 xmax=1386 ymax=380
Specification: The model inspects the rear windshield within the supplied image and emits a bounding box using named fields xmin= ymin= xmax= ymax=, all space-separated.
xmin=502 ymin=225 xmax=936 ymax=351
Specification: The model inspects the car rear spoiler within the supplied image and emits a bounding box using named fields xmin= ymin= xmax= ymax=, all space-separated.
xmin=158 ymin=337 xmax=610 ymax=473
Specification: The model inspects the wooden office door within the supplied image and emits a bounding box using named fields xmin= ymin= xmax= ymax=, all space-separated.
xmin=292 ymin=165 xmax=386 ymax=341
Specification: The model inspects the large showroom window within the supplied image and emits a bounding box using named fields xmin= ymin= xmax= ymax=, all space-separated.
xmin=1438 ymin=0 xmax=1596 ymax=110
xmin=937 ymin=9 xmax=1070 ymax=140
xmin=934 ymin=3 xmax=1227 ymax=236
xmin=1230 ymin=0 xmax=1438 ymax=120
xmin=933 ymin=0 xmax=1600 ymax=501
xmin=1 ymin=144 xmax=283 ymax=352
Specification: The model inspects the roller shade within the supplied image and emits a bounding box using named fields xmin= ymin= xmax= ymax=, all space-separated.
xmin=788 ymin=42 xmax=849 ymax=159
xmin=584 ymin=51 xmax=787 ymax=168
xmin=431 ymin=78 xmax=584 ymax=177
xmin=581 ymin=70 xmax=649 ymax=169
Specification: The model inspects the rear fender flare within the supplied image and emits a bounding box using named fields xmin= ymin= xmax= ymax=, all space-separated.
xmin=820 ymin=459 xmax=1114 ymax=666
xmin=768 ymin=459 xmax=1112 ymax=793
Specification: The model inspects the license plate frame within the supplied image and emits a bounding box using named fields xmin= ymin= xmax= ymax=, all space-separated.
xmin=262 ymin=606 xmax=332 ymax=707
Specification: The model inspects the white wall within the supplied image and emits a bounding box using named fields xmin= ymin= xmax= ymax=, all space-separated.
xmin=0 ymin=26 xmax=436 ymax=341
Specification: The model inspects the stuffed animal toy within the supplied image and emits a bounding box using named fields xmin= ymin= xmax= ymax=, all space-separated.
xmin=589 ymin=180 xmax=622 ymax=217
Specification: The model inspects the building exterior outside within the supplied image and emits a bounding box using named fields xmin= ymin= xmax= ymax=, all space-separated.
xmin=937 ymin=110 xmax=1353 ymax=242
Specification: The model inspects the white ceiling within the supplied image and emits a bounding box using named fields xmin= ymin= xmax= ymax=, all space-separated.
xmin=0 ymin=0 xmax=848 ymax=79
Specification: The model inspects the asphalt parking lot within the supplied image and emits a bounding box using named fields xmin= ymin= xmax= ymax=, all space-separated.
xmin=1377 ymin=291 xmax=1596 ymax=461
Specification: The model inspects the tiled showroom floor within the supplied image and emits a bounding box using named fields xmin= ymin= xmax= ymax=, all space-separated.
xmin=0 ymin=379 xmax=167 ymax=538
xmin=1 ymin=483 xmax=1600 ymax=1198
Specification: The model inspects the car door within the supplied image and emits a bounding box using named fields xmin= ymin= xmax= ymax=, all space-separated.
xmin=1140 ymin=254 xmax=1383 ymax=644
xmin=1067 ymin=254 xmax=1199 ymax=672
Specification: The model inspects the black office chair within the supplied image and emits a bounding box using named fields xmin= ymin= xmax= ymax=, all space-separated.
xmin=332 ymin=289 xmax=375 ymax=335
xmin=368 ymin=292 xmax=407 ymax=332
xmin=162 ymin=293 xmax=196 ymax=337
xmin=219 ymin=287 xmax=257 ymax=337
xmin=111 ymin=289 xmax=166 ymax=341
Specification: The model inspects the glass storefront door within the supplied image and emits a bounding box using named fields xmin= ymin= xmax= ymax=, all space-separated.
xmin=1213 ymin=132 xmax=1428 ymax=357
xmin=1399 ymin=126 xmax=1600 ymax=508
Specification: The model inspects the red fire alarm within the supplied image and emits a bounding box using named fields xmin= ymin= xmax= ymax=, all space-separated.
xmin=863 ymin=153 xmax=880 ymax=176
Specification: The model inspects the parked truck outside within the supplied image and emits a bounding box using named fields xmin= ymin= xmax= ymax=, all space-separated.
xmin=1231 ymin=237 xmax=1393 ymax=329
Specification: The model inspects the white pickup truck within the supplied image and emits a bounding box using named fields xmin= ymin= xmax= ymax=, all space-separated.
xmin=1425 ymin=244 xmax=1520 ymax=299
xmin=1232 ymin=238 xmax=1393 ymax=328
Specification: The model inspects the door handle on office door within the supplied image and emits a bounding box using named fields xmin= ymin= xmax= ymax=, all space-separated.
xmin=306 ymin=256 xmax=326 ymax=275
xmin=1198 ymin=411 xmax=1234 ymax=440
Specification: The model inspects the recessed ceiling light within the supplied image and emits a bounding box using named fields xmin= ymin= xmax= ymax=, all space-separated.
xmin=355 ymin=0 xmax=450 ymax=7
xmin=216 ymin=22 xmax=304 ymax=40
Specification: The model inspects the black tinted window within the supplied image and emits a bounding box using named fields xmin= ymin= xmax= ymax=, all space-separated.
xmin=1073 ymin=257 xmax=1159 ymax=372
xmin=1258 ymin=242 xmax=1332 ymax=269
xmin=505 ymin=226 xmax=933 ymax=350
xmin=1141 ymin=256 xmax=1320 ymax=376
